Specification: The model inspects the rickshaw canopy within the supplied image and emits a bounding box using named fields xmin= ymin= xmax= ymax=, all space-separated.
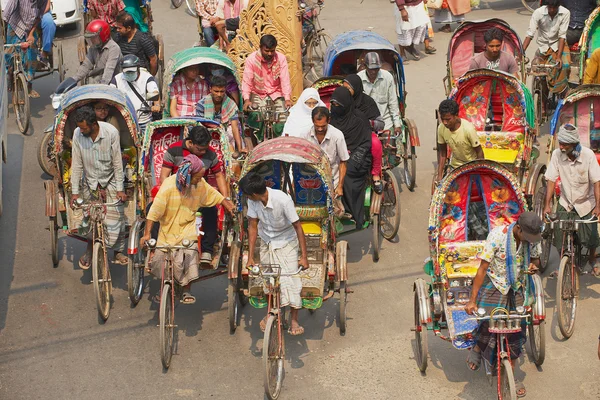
xmin=549 ymin=84 xmax=600 ymax=148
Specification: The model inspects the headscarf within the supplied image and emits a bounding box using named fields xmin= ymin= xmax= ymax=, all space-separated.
xmin=557 ymin=124 xmax=580 ymax=144
xmin=282 ymin=88 xmax=326 ymax=138
xmin=330 ymin=87 xmax=371 ymax=152
xmin=343 ymin=74 xmax=381 ymax=121
xmin=176 ymin=154 xmax=205 ymax=193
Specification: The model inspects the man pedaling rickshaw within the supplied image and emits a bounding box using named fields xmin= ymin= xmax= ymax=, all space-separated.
xmin=242 ymin=34 xmax=292 ymax=138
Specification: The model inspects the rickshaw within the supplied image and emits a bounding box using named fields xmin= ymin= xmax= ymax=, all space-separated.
xmin=413 ymin=160 xmax=546 ymax=399
xmin=230 ymin=137 xmax=349 ymax=399
xmin=43 ymin=84 xmax=141 ymax=321
xmin=444 ymin=19 xmax=526 ymax=96
xmin=446 ymin=69 xmax=545 ymax=207
xmin=128 ymin=116 xmax=240 ymax=368
xmin=579 ymin=6 xmax=600 ymax=83
xmin=314 ymin=30 xmax=420 ymax=192
xmin=78 ymin=0 xmax=165 ymax=88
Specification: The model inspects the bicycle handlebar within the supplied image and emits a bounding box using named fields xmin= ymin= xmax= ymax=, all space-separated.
xmin=145 ymin=239 xmax=197 ymax=251
xmin=545 ymin=213 xmax=597 ymax=224
xmin=247 ymin=264 xmax=305 ymax=277
xmin=73 ymin=198 xmax=122 ymax=209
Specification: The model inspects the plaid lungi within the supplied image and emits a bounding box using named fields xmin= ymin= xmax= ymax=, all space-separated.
xmin=553 ymin=203 xmax=599 ymax=253
xmin=259 ymin=239 xmax=302 ymax=309
xmin=150 ymin=249 xmax=199 ymax=287
xmin=536 ymin=49 xmax=571 ymax=95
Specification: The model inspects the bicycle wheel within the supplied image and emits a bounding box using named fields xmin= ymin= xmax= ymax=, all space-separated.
xmin=160 ymin=283 xmax=175 ymax=369
xmin=171 ymin=0 xmax=184 ymax=9
xmin=556 ymin=255 xmax=578 ymax=339
xmin=92 ymin=241 xmax=111 ymax=321
xmin=309 ymin=31 xmax=331 ymax=64
xmin=263 ymin=314 xmax=284 ymax=400
xmin=532 ymin=175 xmax=552 ymax=272
xmin=413 ymin=289 xmax=428 ymax=372
xmin=127 ymin=221 xmax=145 ymax=306
xmin=403 ymin=142 xmax=417 ymax=192
xmin=228 ymin=278 xmax=239 ymax=333
xmin=339 ymin=280 xmax=347 ymax=335
xmin=185 ymin=0 xmax=197 ymax=16
xmin=499 ymin=358 xmax=517 ymax=400
xmin=522 ymin=0 xmax=541 ymax=13
xmin=371 ymin=213 xmax=381 ymax=262
xmin=528 ymin=315 xmax=546 ymax=366
xmin=49 ymin=217 xmax=59 ymax=267
xmin=13 ymin=73 xmax=30 ymax=134
xmin=380 ymin=169 xmax=401 ymax=241
xmin=38 ymin=129 xmax=57 ymax=177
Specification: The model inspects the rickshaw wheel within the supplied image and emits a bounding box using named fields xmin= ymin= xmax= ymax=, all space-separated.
xmin=227 ymin=278 xmax=239 ymax=333
xmin=185 ymin=0 xmax=197 ymax=16
xmin=528 ymin=316 xmax=545 ymax=366
xmin=381 ymin=169 xmax=401 ymax=241
xmin=155 ymin=34 xmax=165 ymax=92
xmin=57 ymin=42 xmax=65 ymax=83
xmin=521 ymin=0 xmax=541 ymax=13
xmin=160 ymin=283 xmax=175 ymax=369
xmin=170 ymin=0 xmax=184 ymax=9
xmin=13 ymin=73 xmax=30 ymax=134
xmin=38 ymin=129 xmax=58 ymax=177
xmin=403 ymin=141 xmax=417 ymax=192
xmin=92 ymin=241 xmax=111 ymax=322
xmin=372 ymin=213 xmax=381 ymax=262
xmin=336 ymin=240 xmax=348 ymax=335
xmin=77 ymin=36 xmax=86 ymax=65
xmin=499 ymin=358 xmax=517 ymax=400
xmin=532 ymin=173 xmax=551 ymax=272
xmin=127 ymin=220 xmax=145 ymax=306
xmin=556 ymin=255 xmax=578 ymax=339
xmin=413 ymin=289 xmax=428 ymax=372
xmin=338 ymin=281 xmax=347 ymax=335
xmin=263 ymin=314 xmax=284 ymax=400
xmin=49 ymin=216 xmax=59 ymax=266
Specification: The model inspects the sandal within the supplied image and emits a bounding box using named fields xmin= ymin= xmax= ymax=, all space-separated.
xmin=288 ymin=324 xmax=305 ymax=336
xmin=466 ymin=347 xmax=481 ymax=371
xmin=592 ymin=265 xmax=600 ymax=277
xmin=114 ymin=252 xmax=129 ymax=265
xmin=548 ymin=270 xmax=558 ymax=279
xmin=516 ymin=381 xmax=526 ymax=398
xmin=373 ymin=180 xmax=383 ymax=194
xmin=79 ymin=253 xmax=91 ymax=270
xmin=29 ymin=89 xmax=40 ymax=99
xmin=440 ymin=24 xmax=452 ymax=33
xmin=425 ymin=46 xmax=437 ymax=54
xmin=181 ymin=292 xmax=196 ymax=305
xmin=259 ymin=316 xmax=268 ymax=332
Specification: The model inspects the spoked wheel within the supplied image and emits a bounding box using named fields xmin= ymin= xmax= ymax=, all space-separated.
xmin=38 ymin=129 xmax=57 ymax=177
xmin=339 ymin=281 xmax=347 ymax=335
xmin=228 ymin=240 xmax=241 ymax=333
xmin=499 ymin=358 xmax=517 ymax=400
xmin=263 ymin=314 xmax=284 ymax=400
xmin=532 ymin=174 xmax=551 ymax=272
xmin=403 ymin=141 xmax=417 ymax=192
xmin=371 ymin=213 xmax=381 ymax=262
xmin=127 ymin=221 xmax=145 ymax=306
xmin=56 ymin=42 xmax=66 ymax=82
xmin=380 ymin=169 xmax=401 ymax=240
xmin=528 ymin=315 xmax=546 ymax=366
xmin=155 ymin=34 xmax=165 ymax=92
xmin=413 ymin=289 xmax=428 ymax=372
xmin=556 ymin=255 xmax=578 ymax=339
xmin=49 ymin=216 xmax=59 ymax=266
xmin=307 ymin=32 xmax=331 ymax=68
xmin=160 ymin=283 xmax=175 ymax=369
xmin=521 ymin=0 xmax=541 ymax=13
xmin=92 ymin=241 xmax=112 ymax=321
xmin=336 ymin=240 xmax=348 ymax=335
xmin=13 ymin=73 xmax=30 ymax=134
xmin=185 ymin=0 xmax=197 ymax=16
xmin=77 ymin=35 xmax=87 ymax=65
xmin=171 ymin=0 xmax=184 ymax=8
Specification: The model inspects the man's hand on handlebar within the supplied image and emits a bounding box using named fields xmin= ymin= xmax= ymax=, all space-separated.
xmin=299 ymin=256 xmax=309 ymax=271
xmin=221 ymin=198 xmax=235 ymax=215
xmin=70 ymin=194 xmax=80 ymax=207
xmin=140 ymin=234 xmax=151 ymax=250
xmin=116 ymin=191 xmax=128 ymax=202
xmin=243 ymin=99 xmax=252 ymax=112
xmin=465 ymin=300 xmax=477 ymax=315
xmin=285 ymin=100 xmax=292 ymax=110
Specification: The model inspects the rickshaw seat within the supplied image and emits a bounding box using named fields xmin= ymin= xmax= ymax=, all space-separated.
xmin=477 ymin=131 xmax=524 ymax=164
xmin=438 ymin=241 xmax=484 ymax=279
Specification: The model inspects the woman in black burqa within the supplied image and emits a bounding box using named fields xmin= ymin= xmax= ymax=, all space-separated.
xmin=330 ymin=86 xmax=372 ymax=228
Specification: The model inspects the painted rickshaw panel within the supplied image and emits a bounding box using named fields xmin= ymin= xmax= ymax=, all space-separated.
xmin=446 ymin=19 xmax=526 ymax=86
xmin=579 ymin=7 xmax=600 ymax=79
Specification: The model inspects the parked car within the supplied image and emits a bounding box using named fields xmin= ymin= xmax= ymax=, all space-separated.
xmin=51 ymin=0 xmax=82 ymax=28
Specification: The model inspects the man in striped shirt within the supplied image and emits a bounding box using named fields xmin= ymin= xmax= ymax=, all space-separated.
xmin=70 ymin=106 xmax=129 ymax=268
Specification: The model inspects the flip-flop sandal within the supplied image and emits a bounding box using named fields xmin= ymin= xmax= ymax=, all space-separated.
xmin=181 ymin=292 xmax=196 ymax=304
xmin=29 ymin=90 xmax=40 ymax=99
xmin=548 ymin=270 xmax=559 ymax=279
xmin=79 ymin=254 xmax=91 ymax=270
xmin=516 ymin=381 xmax=526 ymax=398
xmin=425 ymin=46 xmax=437 ymax=54
xmin=466 ymin=348 xmax=481 ymax=371
xmin=113 ymin=253 xmax=129 ymax=265
xmin=288 ymin=325 xmax=305 ymax=336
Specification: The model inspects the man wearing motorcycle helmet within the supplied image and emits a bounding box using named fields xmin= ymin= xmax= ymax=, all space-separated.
xmin=72 ymin=19 xmax=122 ymax=85
xmin=110 ymin=54 xmax=160 ymax=132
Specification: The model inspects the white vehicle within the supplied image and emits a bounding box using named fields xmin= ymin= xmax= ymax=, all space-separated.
xmin=51 ymin=0 xmax=82 ymax=28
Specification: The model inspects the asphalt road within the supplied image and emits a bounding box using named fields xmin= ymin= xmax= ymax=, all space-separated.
xmin=1 ymin=1 xmax=599 ymax=399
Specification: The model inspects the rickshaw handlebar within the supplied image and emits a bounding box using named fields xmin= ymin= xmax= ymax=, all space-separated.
xmin=144 ymin=240 xmax=198 ymax=251
xmin=247 ymin=264 xmax=304 ymax=277
xmin=545 ymin=213 xmax=597 ymax=224
xmin=73 ymin=199 xmax=122 ymax=209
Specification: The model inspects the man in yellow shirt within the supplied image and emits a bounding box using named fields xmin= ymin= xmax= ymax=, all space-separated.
xmin=583 ymin=48 xmax=600 ymax=85
xmin=435 ymin=99 xmax=484 ymax=190
xmin=140 ymin=155 xmax=234 ymax=304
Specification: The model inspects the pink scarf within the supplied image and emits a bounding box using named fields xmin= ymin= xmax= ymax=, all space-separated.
xmin=224 ymin=0 xmax=242 ymax=19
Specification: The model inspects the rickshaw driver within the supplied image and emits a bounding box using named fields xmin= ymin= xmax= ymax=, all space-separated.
xmin=73 ymin=19 xmax=123 ymax=85
xmin=70 ymin=106 xmax=129 ymax=268
xmin=434 ymin=99 xmax=484 ymax=190
xmin=543 ymin=124 xmax=600 ymax=278
xmin=469 ymin=28 xmax=520 ymax=79
xmin=140 ymin=155 xmax=235 ymax=305
xmin=240 ymin=172 xmax=309 ymax=336
xmin=522 ymin=0 xmax=571 ymax=96
xmin=465 ymin=212 xmax=543 ymax=399
xmin=160 ymin=126 xmax=232 ymax=264
xmin=242 ymin=34 xmax=292 ymax=116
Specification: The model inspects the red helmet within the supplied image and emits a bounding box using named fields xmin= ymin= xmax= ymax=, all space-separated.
xmin=85 ymin=20 xmax=111 ymax=47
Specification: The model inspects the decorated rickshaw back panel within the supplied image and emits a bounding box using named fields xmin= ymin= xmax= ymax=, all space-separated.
xmin=557 ymin=98 xmax=600 ymax=150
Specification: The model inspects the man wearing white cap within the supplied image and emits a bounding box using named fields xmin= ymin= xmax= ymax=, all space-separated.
xmin=544 ymin=123 xmax=600 ymax=277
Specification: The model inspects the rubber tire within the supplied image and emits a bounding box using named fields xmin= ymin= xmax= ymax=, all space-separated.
xmin=499 ymin=358 xmax=517 ymax=400
xmin=185 ymin=0 xmax=197 ymax=16
xmin=522 ymin=0 xmax=540 ymax=13
xmin=57 ymin=42 xmax=65 ymax=83
xmin=38 ymin=129 xmax=56 ymax=177
xmin=50 ymin=217 xmax=58 ymax=266
xmin=414 ymin=289 xmax=428 ymax=372
xmin=263 ymin=314 xmax=284 ymax=400
xmin=381 ymin=169 xmax=401 ymax=241
xmin=13 ymin=73 xmax=30 ymax=135
xmin=160 ymin=283 xmax=175 ymax=369
xmin=171 ymin=0 xmax=183 ymax=8
xmin=403 ymin=142 xmax=417 ymax=192
xmin=127 ymin=222 xmax=145 ymax=306
xmin=556 ymin=255 xmax=578 ymax=339
xmin=532 ymin=174 xmax=551 ymax=272
xmin=339 ymin=281 xmax=347 ymax=336
xmin=528 ymin=317 xmax=546 ymax=366
xmin=228 ymin=278 xmax=238 ymax=333
xmin=92 ymin=241 xmax=111 ymax=322
xmin=372 ymin=213 xmax=381 ymax=262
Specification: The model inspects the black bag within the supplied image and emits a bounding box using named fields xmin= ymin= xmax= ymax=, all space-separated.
xmin=126 ymin=80 xmax=162 ymax=121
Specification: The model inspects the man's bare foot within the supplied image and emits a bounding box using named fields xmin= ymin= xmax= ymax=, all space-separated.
xmin=288 ymin=320 xmax=304 ymax=336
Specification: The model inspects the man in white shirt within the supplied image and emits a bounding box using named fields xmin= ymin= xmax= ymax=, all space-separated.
xmin=544 ymin=124 xmax=600 ymax=277
xmin=523 ymin=0 xmax=571 ymax=95
xmin=241 ymin=172 xmax=309 ymax=335
xmin=303 ymin=107 xmax=348 ymax=198
xmin=110 ymin=54 xmax=160 ymax=133
xmin=209 ymin=0 xmax=250 ymax=48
